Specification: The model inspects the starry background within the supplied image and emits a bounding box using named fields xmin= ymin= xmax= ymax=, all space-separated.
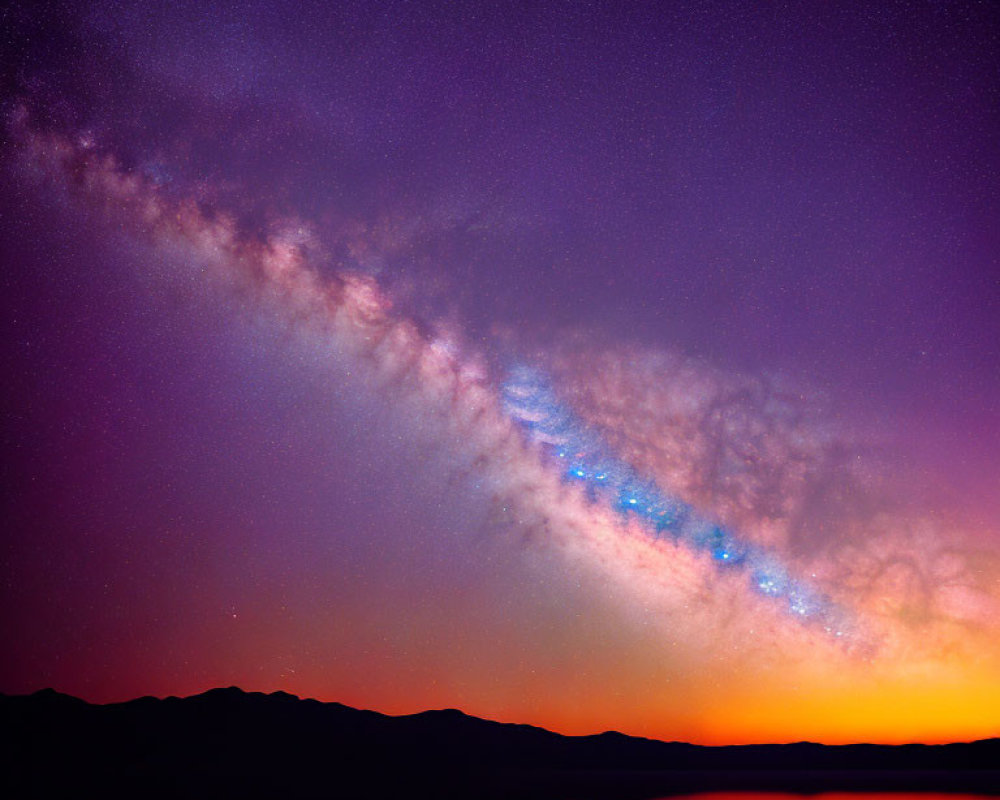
xmin=2 ymin=0 xmax=999 ymax=744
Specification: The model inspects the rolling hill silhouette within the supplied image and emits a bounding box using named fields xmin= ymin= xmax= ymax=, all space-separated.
xmin=2 ymin=687 xmax=998 ymax=798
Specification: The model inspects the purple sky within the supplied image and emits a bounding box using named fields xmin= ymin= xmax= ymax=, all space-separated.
xmin=2 ymin=0 xmax=999 ymax=743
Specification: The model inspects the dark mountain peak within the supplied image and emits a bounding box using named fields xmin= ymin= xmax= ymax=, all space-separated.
xmin=592 ymin=729 xmax=645 ymax=742
xmin=417 ymin=707 xmax=469 ymax=719
xmin=193 ymin=686 xmax=247 ymax=701
xmin=119 ymin=694 xmax=160 ymax=707
xmin=29 ymin=687 xmax=85 ymax=705
xmin=189 ymin=687 xmax=302 ymax=704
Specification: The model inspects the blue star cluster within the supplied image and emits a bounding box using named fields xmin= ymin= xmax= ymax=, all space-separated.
xmin=502 ymin=366 xmax=854 ymax=641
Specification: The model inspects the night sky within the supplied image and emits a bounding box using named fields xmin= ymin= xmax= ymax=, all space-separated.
xmin=2 ymin=1 xmax=999 ymax=745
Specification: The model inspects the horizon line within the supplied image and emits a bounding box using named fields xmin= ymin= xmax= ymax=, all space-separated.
xmin=7 ymin=685 xmax=997 ymax=750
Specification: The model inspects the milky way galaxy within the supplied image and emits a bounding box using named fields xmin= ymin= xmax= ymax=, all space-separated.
xmin=3 ymin=1 xmax=999 ymax=745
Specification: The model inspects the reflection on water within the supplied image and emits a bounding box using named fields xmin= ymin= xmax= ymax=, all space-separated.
xmin=659 ymin=795 xmax=994 ymax=800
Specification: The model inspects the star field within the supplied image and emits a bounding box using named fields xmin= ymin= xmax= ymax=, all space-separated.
xmin=2 ymin=0 xmax=998 ymax=745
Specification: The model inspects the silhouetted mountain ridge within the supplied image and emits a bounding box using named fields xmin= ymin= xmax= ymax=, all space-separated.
xmin=2 ymin=687 xmax=998 ymax=799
